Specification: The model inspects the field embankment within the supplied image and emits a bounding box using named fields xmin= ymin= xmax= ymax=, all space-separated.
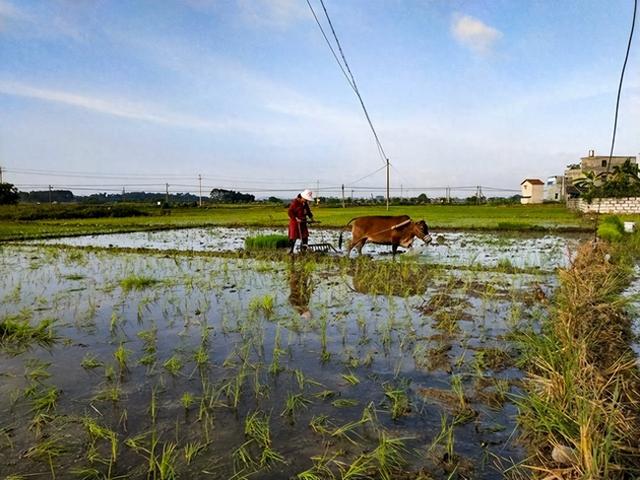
xmin=0 ymin=203 xmax=593 ymax=241
xmin=517 ymin=238 xmax=640 ymax=478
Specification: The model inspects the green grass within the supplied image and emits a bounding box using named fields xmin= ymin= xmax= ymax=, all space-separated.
xmin=0 ymin=203 xmax=592 ymax=240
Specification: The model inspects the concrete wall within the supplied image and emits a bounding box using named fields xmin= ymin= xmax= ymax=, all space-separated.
xmin=567 ymin=197 xmax=640 ymax=214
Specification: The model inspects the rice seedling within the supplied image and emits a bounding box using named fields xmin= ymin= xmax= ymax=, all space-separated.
xmin=0 ymin=314 xmax=56 ymax=353
xmin=94 ymin=384 xmax=122 ymax=403
xmin=81 ymin=353 xmax=103 ymax=370
xmin=383 ymin=385 xmax=410 ymax=420
xmin=24 ymin=358 xmax=51 ymax=381
xmin=181 ymin=392 xmax=195 ymax=410
xmin=281 ymin=393 xmax=311 ymax=421
xmin=369 ymin=431 xmax=409 ymax=480
xmin=428 ymin=413 xmax=456 ymax=468
xmin=114 ymin=343 xmax=132 ymax=372
xmin=119 ymin=275 xmax=159 ymax=292
xmin=244 ymin=234 xmax=289 ymax=251
xmin=341 ymin=373 xmax=360 ymax=386
xmin=268 ymin=326 xmax=284 ymax=375
xmin=331 ymin=398 xmax=359 ymax=408
xmin=24 ymin=436 xmax=65 ymax=478
xmin=163 ymin=355 xmax=183 ymax=376
xmin=81 ymin=416 xmax=118 ymax=475
xmin=183 ymin=441 xmax=206 ymax=465
xmin=28 ymin=385 xmax=59 ymax=414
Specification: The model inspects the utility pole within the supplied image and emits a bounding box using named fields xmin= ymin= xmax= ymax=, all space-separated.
xmin=165 ymin=183 xmax=169 ymax=204
xmin=341 ymin=184 xmax=345 ymax=208
xmin=351 ymin=189 xmax=354 ymax=206
xmin=386 ymin=158 xmax=390 ymax=210
xmin=198 ymin=174 xmax=202 ymax=207
xmin=48 ymin=185 xmax=52 ymax=205
xmin=0 ymin=165 xmax=3 ymax=183
xmin=400 ymin=184 xmax=403 ymax=201
xmin=446 ymin=186 xmax=451 ymax=204
xmin=316 ymin=179 xmax=320 ymax=205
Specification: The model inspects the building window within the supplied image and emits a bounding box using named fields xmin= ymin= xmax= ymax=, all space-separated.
xmin=555 ymin=193 xmax=558 ymax=199
xmin=601 ymin=160 xmax=607 ymax=167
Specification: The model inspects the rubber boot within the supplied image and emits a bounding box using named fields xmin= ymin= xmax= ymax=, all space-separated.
xmin=288 ymin=239 xmax=296 ymax=254
xmin=301 ymin=238 xmax=308 ymax=252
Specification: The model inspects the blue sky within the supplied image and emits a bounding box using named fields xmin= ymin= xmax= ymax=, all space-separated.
xmin=1 ymin=0 xmax=638 ymax=197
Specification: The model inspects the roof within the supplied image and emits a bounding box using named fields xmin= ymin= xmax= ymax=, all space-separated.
xmin=520 ymin=179 xmax=544 ymax=185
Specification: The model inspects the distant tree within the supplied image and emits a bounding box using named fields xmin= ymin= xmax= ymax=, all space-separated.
xmin=209 ymin=188 xmax=255 ymax=203
xmin=267 ymin=196 xmax=282 ymax=203
xmin=23 ymin=189 xmax=74 ymax=203
xmin=416 ymin=193 xmax=429 ymax=204
xmin=0 ymin=183 xmax=19 ymax=205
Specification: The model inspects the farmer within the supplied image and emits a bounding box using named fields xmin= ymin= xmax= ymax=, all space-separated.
xmin=288 ymin=189 xmax=314 ymax=253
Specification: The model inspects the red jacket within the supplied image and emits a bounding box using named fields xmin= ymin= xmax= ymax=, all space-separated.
xmin=288 ymin=198 xmax=313 ymax=239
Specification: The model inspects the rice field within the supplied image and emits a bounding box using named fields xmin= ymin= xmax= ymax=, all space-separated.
xmin=0 ymin=228 xmax=611 ymax=479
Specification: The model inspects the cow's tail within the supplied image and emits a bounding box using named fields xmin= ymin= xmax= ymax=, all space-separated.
xmin=338 ymin=218 xmax=358 ymax=250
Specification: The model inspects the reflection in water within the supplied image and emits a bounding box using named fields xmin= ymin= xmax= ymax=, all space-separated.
xmin=288 ymin=259 xmax=314 ymax=319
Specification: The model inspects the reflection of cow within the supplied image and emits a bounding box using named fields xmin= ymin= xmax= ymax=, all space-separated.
xmin=338 ymin=215 xmax=432 ymax=256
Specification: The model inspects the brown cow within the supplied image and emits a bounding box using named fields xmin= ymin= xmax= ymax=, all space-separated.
xmin=338 ymin=215 xmax=432 ymax=256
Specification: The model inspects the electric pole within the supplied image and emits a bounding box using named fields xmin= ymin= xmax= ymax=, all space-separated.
xmin=351 ymin=189 xmax=354 ymax=206
xmin=165 ymin=183 xmax=169 ymax=204
xmin=386 ymin=158 xmax=390 ymax=211
xmin=316 ymin=179 xmax=320 ymax=205
xmin=48 ymin=185 xmax=52 ymax=205
xmin=0 ymin=165 xmax=3 ymax=183
xmin=198 ymin=174 xmax=202 ymax=207
xmin=341 ymin=184 xmax=345 ymax=208
xmin=400 ymin=184 xmax=403 ymax=201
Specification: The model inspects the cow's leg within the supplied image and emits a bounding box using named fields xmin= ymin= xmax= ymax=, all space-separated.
xmin=348 ymin=235 xmax=364 ymax=256
xmin=392 ymin=243 xmax=398 ymax=257
xmin=356 ymin=238 xmax=367 ymax=255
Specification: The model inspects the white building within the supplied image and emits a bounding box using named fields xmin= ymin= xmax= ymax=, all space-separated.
xmin=520 ymin=179 xmax=544 ymax=204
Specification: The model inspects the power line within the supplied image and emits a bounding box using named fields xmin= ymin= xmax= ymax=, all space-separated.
xmin=307 ymin=0 xmax=394 ymax=210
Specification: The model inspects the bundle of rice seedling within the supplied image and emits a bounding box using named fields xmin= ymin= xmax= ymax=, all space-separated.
xmin=244 ymin=234 xmax=289 ymax=251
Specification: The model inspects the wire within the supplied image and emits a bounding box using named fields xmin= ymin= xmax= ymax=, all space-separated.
xmin=607 ymin=0 xmax=637 ymax=169
xmin=307 ymin=0 xmax=388 ymax=166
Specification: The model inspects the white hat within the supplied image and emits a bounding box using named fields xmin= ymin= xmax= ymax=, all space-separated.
xmin=300 ymin=189 xmax=314 ymax=201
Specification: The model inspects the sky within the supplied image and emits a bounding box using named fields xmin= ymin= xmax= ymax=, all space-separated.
xmin=0 ymin=0 xmax=639 ymax=198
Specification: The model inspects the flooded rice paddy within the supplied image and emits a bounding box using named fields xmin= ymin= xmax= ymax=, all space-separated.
xmin=34 ymin=227 xmax=584 ymax=270
xmin=0 ymin=230 xmax=563 ymax=480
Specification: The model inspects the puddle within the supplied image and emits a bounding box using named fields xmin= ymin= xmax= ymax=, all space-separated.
xmin=621 ymin=265 xmax=640 ymax=361
xmin=0 ymin=245 xmax=555 ymax=479
xmin=30 ymin=227 xmax=585 ymax=270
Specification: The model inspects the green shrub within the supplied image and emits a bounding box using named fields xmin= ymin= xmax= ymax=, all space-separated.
xmin=601 ymin=215 xmax=624 ymax=232
xmin=598 ymin=223 xmax=623 ymax=242
xmin=244 ymin=234 xmax=289 ymax=250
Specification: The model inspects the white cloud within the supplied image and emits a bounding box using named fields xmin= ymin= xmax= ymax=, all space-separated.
xmin=0 ymin=80 xmax=259 ymax=133
xmin=451 ymin=14 xmax=502 ymax=55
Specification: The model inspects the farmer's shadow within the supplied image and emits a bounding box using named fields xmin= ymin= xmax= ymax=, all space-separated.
xmin=288 ymin=259 xmax=314 ymax=320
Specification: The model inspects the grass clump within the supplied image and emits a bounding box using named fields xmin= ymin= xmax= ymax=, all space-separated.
xmin=598 ymin=215 xmax=624 ymax=242
xmin=516 ymin=241 xmax=640 ymax=478
xmin=245 ymin=234 xmax=289 ymax=251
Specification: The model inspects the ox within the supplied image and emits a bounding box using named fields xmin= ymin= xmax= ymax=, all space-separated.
xmin=338 ymin=215 xmax=432 ymax=256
